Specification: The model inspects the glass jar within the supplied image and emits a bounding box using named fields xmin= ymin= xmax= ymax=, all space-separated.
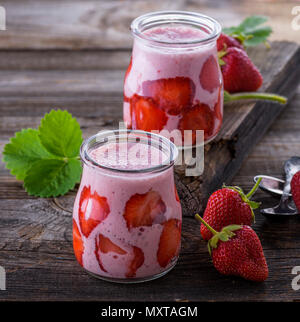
xmin=73 ymin=129 xmax=182 ymax=283
xmin=123 ymin=11 xmax=223 ymax=147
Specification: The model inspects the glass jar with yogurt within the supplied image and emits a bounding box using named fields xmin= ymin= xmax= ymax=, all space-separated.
xmin=73 ymin=129 xmax=182 ymax=283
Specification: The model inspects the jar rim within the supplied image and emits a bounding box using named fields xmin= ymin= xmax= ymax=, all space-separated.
xmin=80 ymin=129 xmax=179 ymax=174
xmin=131 ymin=11 xmax=222 ymax=48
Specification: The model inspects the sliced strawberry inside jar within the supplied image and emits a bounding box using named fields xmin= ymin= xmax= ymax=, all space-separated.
xmin=130 ymin=95 xmax=168 ymax=132
xmin=157 ymin=219 xmax=181 ymax=268
xmin=95 ymin=234 xmax=144 ymax=278
xmin=123 ymin=190 xmax=166 ymax=230
xmin=73 ymin=219 xmax=85 ymax=267
xmin=199 ymin=55 xmax=221 ymax=93
xmin=142 ymin=77 xmax=195 ymax=115
xmin=78 ymin=186 xmax=110 ymax=238
xmin=179 ymin=103 xmax=215 ymax=145
xmin=126 ymin=246 xmax=145 ymax=278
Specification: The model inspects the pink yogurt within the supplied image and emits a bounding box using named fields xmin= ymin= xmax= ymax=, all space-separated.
xmin=124 ymin=15 xmax=223 ymax=146
xmin=73 ymin=131 xmax=182 ymax=282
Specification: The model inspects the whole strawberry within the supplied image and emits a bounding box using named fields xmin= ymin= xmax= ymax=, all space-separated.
xmin=217 ymin=33 xmax=244 ymax=51
xmin=201 ymin=179 xmax=262 ymax=240
xmin=196 ymin=215 xmax=268 ymax=282
xmin=220 ymin=47 xmax=263 ymax=93
xmin=291 ymin=171 xmax=300 ymax=212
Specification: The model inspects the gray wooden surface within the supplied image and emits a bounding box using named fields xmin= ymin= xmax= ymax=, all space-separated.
xmin=0 ymin=0 xmax=300 ymax=301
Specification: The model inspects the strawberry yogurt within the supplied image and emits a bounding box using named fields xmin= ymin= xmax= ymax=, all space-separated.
xmin=73 ymin=130 xmax=182 ymax=282
xmin=124 ymin=11 xmax=223 ymax=146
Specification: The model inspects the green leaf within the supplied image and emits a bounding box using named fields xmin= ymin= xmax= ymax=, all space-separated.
xmin=24 ymin=158 xmax=82 ymax=198
xmin=223 ymin=15 xmax=272 ymax=48
xmin=239 ymin=15 xmax=268 ymax=32
xmin=223 ymin=26 xmax=238 ymax=35
xmin=244 ymin=26 xmax=272 ymax=46
xmin=39 ymin=109 xmax=83 ymax=158
xmin=2 ymin=129 xmax=54 ymax=180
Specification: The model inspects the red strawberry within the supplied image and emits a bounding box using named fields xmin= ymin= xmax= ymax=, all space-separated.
xmin=94 ymin=234 xmax=144 ymax=277
xmin=95 ymin=234 xmax=127 ymax=273
xmin=217 ymin=33 xmax=244 ymax=51
xmin=157 ymin=219 xmax=181 ymax=268
xmin=178 ymin=103 xmax=215 ymax=145
xmin=142 ymin=77 xmax=195 ymax=115
xmin=126 ymin=246 xmax=145 ymax=278
xmin=200 ymin=180 xmax=262 ymax=241
xmin=97 ymin=234 xmax=127 ymax=255
xmin=174 ymin=183 xmax=180 ymax=203
xmin=214 ymin=87 xmax=223 ymax=122
xmin=124 ymin=56 xmax=132 ymax=83
xmin=221 ymin=47 xmax=263 ymax=93
xmin=199 ymin=55 xmax=221 ymax=93
xmin=73 ymin=219 xmax=84 ymax=266
xmin=78 ymin=186 xmax=110 ymax=238
xmin=291 ymin=171 xmax=300 ymax=212
xmin=123 ymin=190 xmax=166 ymax=230
xmin=130 ymin=95 xmax=168 ymax=132
xmin=196 ymin=215 xmax=268 ymax=282
xmin=123 ymin=57 xmax=132 ymax=104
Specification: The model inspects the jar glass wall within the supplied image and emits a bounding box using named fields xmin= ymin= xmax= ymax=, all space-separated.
xmin=123 ymin=11 xmax=223 ymax=147
xmin=72 ymin=130 xmax=182 ymax=283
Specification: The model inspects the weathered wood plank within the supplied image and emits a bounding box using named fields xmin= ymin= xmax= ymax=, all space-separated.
xmin=0 ymin=43 xmax=299 ymax=215
xmin=0 ymin=197 xmax=299 ymax=301
xmin=176 ymin=41 xmax=300 ymax=216
xmin=0 ymin=0 xmax=299 ymax=50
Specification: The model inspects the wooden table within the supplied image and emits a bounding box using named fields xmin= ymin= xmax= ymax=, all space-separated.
xmin=0 ymin=0 xmax=300 ymax=302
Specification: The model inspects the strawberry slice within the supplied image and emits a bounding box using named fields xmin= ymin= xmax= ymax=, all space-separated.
xmin=157 ymin=219 xmax=181 ymax=268
xmin=123 ymin=190 xmax=166 ymax=230
xmin=95 ymin=234 xmax=127 ymax=273
xmin=130 ymin=95 xmax=168 ymax=132
xmin=124 ymin=56 xmax=132 ymax=83
xmin=73 ymin=219 xmax=85 ymax=267
xmin=95 ymin=234 xmax=144 ymax=277
xmin=214 ymin=88 xmax=223 ymax=122
xmin=78 ymin=186 xmax=110 ymax=238
xmin=126 ymin=246 xmax=145 ymax=278
xmin=123 ymin=57 xmax=132 ymax=104
xmin=179 ymin=103 xmax=215 ymax=145
xmin=174 ymin=184 xmax=180 ymax=203
xmin=98 ymin=234 xmax=127 ymax=255
xmin=142 ymin=77 xmax=195 ymax=115
xmin=199 ymin=55 xmax=221 ymax=93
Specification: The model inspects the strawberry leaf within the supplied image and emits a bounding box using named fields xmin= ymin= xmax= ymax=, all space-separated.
xmin=39 ymin=109 xmax=83 ymax=158
xmin=2 ymin=109 xmax=83 ymax=198
xmin=24 ymin=158 xmax=82 ymax=198
xmin=2 ymin=129 xmax=54 ymax=180
xmin=223 ymin=15 xmax=272 ymax=47
xmin=239 ymin=15 xmax=268 ymax=31
xmin=243 ymin=26 xmax=272 ymax=47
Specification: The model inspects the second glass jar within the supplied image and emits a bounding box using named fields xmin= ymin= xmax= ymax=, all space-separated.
xmin=123 ymin=11 xmax=223 ymax=147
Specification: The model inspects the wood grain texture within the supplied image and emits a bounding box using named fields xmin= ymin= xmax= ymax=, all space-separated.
xmin=0 ymin=0 xmax=300 ymax=302
xmin=0 ymin=197 xmax=299 ymax=301
xmin=1 ymin=0 xmax=299 ymax=49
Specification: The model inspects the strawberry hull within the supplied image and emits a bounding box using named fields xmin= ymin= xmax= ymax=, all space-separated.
xmin=124 ymin=15 xmax=223 ymax=147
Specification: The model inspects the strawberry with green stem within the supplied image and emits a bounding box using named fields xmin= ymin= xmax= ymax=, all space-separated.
xmin=195 ymin=214 xmax=269 ymax=282
xmin=200 ymin=178 xmax=262 ymax=241
xmin=218 ymin=15 xmax=287 ymax=104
